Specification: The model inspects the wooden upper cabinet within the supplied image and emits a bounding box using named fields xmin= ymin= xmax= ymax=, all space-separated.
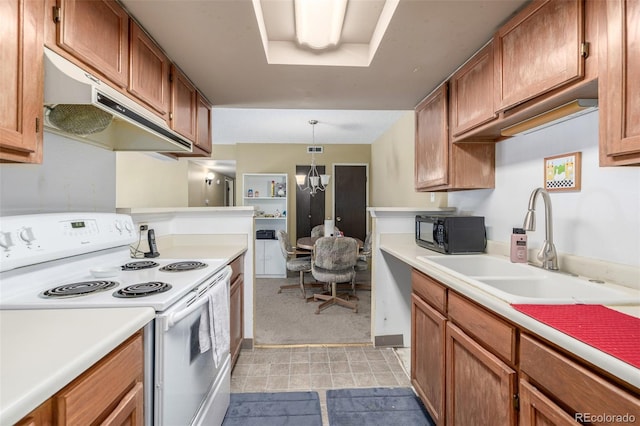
xmin=129 ymin=21 xmax=170 ymax=119
xmin=0 ymin=0 xmax=44 ymax=164
xmin=599 ymin=0 xmax=640 ymax=166
xmin=450 ymin=41 xmax=497 ymax=138
xmin=195 ymin=93 xmax=212 ymax=154
xmin=56 ymin=0 xmax=129 ymax=88
xmin=415 ymin=83 xmax=449 ymax=190
xmin=415 ymin=82 xmax=495 ymax=192
xmin=494 ymin=0 xmax=585 ymax=111
xmin=170 ymin=65 xmax=197 ymax=142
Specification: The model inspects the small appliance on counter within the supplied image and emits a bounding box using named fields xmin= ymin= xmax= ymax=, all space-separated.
xmin=416 ymin=215 xmax=486 ymax=254
xmin=256 ymin=229 xmax=276 ymax=239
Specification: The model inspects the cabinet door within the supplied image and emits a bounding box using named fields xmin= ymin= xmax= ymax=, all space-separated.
xmin=494 ymin=0 xmax=584 ymax=111
xmin=0 ymin=0 xmax=44 ymax=163
xmin=519 ymin=380 xmax=579 ymax=426
xmin=101 ymin=382 xmax=144 ymax=426
xmin=415 ymin=83 xmax=449 ymax=190
xmin=255 ymin=240 xmax=265 ymax=275
xmin=14 ymin=399 xmax=52 ymax=426
xmin=129 ymin=21 xmax=170 ymax=119
xmin=229 ymin=275 xmax=244 ymax=367
xmin=411 ymin=294 xmax=446 ymax=425
xmin=195 ymin=93 xmax=212 ymax=154
xmin=599 ymin=0 xmax=640 ymax=164
xmin=55 ymin=333 xmax=143 ymax=425
xmin=446 ymin=322 xmax=517 ymax=426
xmin=170 ymin=65 xmax=197 ymax=141
xmin=57 ymin=0 xmax=129 ymax=88
xmin=450 ymin=41 xmax=497 ymax=137
xmin=263 ymin=240 xmax=286 ymax=277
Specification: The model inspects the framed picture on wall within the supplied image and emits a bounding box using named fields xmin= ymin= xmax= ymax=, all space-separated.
xmin=544 ymin=152 xmax=581 ymax=192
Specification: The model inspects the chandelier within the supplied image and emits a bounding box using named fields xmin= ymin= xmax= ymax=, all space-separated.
xmin=296 ymin=120 xmax=330 ymax=196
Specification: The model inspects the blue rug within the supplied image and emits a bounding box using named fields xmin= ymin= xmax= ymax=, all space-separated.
xmin=326 ymin=387 xmax=435 ymax=426
xmin=222 ymin=391 xmax=322 ymax=426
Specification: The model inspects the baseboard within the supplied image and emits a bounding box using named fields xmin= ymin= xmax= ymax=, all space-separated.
xmin=375 ymin=334 xmax=404 ymax=347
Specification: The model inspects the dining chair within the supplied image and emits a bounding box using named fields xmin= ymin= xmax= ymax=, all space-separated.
xmin=353 ymin=231 xmax=372 ymax=291
xmin=310 ymin=224 xmax=341 ymax=238
xmin=276 ymin=230 xmax=323 ymax=299
xmin=311 ymin=236 xmax=359 ymax=314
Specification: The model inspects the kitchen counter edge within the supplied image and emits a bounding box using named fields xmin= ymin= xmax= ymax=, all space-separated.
xmin=0 ymin=307 xmax=155 ymax=425
xmin=378 ymin=233 xmax=640 ymax=391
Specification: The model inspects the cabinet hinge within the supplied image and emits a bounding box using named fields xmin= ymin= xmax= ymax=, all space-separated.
xmin=513 ymin=393 xmax=520 ymax=411
xmin=169 ymin=73 xmax=173 ymax=83
xmin=35 ymin=117 xmax=40 ymax=133
xmin=169 ymin=112 xmax=173 ymax=120
xmin=52 ymin=6 xmax=61 ymax=23
xmin=581 ymin=42 xmax=590 ymax=58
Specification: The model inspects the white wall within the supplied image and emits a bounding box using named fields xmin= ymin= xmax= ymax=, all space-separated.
xmin=0 ymin=132 xmax=116 ymax=215
xmin=370 ymin=111 xmax=448 ymax=207
xmin=449 ymin=111 xmax=640 ymax=267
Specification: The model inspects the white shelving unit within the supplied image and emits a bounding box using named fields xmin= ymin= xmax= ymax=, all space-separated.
xmin=243 ymin=173 xmax=287 ymax=277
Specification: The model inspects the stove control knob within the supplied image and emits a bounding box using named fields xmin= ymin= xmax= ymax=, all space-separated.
xmin=114 ymin=221 xmax=123 ymax=232
xmin=0 ymin=232 xmax=13 ymax=250
xmin=19 ymin=227 xmax=36 ymax=244
xmin=124 ymin=222 xmax=133 ymax=232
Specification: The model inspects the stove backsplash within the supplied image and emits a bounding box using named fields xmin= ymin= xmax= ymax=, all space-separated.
xmin=0 ymin=132 xmax=116 ymax=216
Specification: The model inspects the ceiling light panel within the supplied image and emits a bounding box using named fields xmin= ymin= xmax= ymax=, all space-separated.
xmin=253 ymin=0 xmax=399 ymax=67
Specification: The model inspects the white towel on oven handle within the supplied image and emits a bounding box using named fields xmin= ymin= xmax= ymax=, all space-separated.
xmin=198 ymin=266 xmax=231 ymax=368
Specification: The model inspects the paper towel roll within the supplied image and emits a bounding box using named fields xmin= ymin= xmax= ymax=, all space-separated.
xmin=324 ymin=219 xmax=334 ymax=237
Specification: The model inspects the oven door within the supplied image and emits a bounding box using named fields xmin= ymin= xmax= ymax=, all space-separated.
xmin=153 ymin=266 xmax=232 ymax=426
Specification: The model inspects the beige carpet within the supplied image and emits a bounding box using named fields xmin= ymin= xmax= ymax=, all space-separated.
xmin=255 ymin=270 xmax=372 ymax=345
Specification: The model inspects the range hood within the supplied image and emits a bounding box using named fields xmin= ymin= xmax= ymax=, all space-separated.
xmin=43 ymin=48 xmax=192 ymax=153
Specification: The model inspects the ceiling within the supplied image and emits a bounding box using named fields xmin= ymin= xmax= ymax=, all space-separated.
xmin=120 ymin=0 xmax=529 ymax=172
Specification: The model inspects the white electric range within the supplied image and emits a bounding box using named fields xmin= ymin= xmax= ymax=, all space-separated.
xmin=0 ymin=212 xmax=232 ymax=426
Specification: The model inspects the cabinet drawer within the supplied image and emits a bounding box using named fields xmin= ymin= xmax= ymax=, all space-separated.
xmin=55 ymin=332 xmax=143 ymax=425
xmin=412 ymin=269 xmax=447 ymax=314
xmin=520 ymin=334 xmax=640 ymax=423
xmin=447 ymin=291 xmax=516 ymax=364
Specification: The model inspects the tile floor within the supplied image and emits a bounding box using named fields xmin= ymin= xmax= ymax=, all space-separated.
xmin=230 ymin=345 xmax=413 ymax=425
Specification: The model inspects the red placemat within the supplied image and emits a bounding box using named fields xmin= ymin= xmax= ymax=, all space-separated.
xmin=512 ymin=304 xmax=640 ymax=369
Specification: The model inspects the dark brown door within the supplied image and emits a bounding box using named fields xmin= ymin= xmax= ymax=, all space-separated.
xmin=334 ymin=165 xmax=367 ymax=241
xmin=296 ymin=165 xmax=326 ymax=239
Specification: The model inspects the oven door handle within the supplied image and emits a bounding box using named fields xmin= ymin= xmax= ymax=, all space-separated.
xmin=163 ymin=266 xmax=232 ymax=331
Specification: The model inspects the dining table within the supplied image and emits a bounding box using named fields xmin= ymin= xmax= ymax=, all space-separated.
xmin=297 ymin=236 xmax=364 ymax=251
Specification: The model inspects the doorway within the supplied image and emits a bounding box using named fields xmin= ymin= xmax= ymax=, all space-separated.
xmin=295 ymin=165 xmax=326 ymax=239
xmin=333 ymin=164 xmax=368 ymax=241
xmin=224 ymin=178 xmax=235 ymax=206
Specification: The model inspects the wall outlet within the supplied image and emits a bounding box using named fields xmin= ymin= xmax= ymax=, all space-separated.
xmin=139 ymin=224 xmax=148 ymax=231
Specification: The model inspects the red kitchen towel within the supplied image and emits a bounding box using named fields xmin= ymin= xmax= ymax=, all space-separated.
xmin=512 ymin=304 xmax=640 ymax=369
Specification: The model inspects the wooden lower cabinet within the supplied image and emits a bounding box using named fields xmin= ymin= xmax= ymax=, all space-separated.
xmin=446 ymin=322 xmax=517 ymax=426
xmin=519 ymin=380 xmax=579 ymax=426
xmin=16 ymin=332 xmax=144 ymax=426
xmin=229 ymin=255 xmax=244 ymax=367
xmin=520 ymin=334 xmax=640 ymax=426
xmin=411 ymin=293 xmax=446 ymax=425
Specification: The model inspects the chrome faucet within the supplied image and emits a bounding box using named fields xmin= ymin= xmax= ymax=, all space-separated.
xmin=523 ymin=187 xmax=559 ymax=270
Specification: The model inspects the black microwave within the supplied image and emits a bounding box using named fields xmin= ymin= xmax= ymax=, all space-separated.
xmin=416 ymin=215 xmax=486 ymax=254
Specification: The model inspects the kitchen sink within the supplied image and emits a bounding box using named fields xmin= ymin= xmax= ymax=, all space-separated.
xmin=417 ymin=255 xmax=542 ymax=278
xmin=417 ymin=255 xmax=639 ymax=305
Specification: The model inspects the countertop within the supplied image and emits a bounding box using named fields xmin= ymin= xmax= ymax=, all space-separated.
xmin=378 ymin=233 xmax=640 ymax=391
xmin=0 ymin=307 xmax=155 ymax=425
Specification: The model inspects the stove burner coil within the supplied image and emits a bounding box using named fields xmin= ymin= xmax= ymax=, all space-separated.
xmin=159 ymin=261 xmax=208 ymax=272
xmin=41 ymin=281 xmax=118 ymax=298
xmin=113 ymin=282 xmax=172 ymax=298
xmin=121 ymin=260 xmax=159 ymax=271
